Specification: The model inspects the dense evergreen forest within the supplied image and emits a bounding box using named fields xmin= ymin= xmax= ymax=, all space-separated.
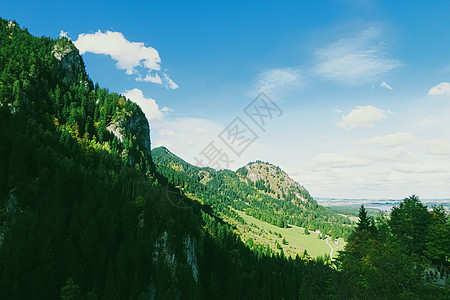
xmin=0 ymin=18 xmax=449 ymax=299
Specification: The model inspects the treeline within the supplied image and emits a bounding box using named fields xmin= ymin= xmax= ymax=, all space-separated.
xmin=152 ymin=147 xmax=353 ymax=239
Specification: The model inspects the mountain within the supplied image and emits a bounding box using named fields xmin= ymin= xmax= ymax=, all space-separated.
xmin=0 ymin=17 xmax=338 ymax=299
xmin=241 ymin=161 xmax=311 ymax=203
xmin=152 ymin=146 xmax=353 ymax=240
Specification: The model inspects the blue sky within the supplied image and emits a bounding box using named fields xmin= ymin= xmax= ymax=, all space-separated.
xmin=3 ymin=1 xmax=450 ymax=199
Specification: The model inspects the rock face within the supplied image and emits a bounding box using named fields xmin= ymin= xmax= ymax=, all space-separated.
xmin=52 ymin=38 xmax=85 ymax=84
xmin=106 ymin=104 xmax=152 ymax=167
xmin=242 ymin=161 xmax=311 ymax=203
xmin=123 ymin=110 xmax=151 ymax=151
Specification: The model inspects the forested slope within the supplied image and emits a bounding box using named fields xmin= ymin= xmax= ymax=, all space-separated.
xmin=152 ymin=146 xmax=353 ymax=239
xmin=0 ymin=17 xmax=336 ymax=299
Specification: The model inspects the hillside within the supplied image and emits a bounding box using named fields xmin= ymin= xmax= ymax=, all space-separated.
xmin=152 ymin=146 xmax=353 ymax=240
xmin=0 ymin=17 xmax=340 ymax=299
xmin=241 ymin=161 xmax=310 ymax=204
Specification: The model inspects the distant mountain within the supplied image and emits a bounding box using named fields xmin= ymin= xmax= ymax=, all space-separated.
xmin=152 ymin=146 xmax=353 ymax=238
xmin=238 ymin=161 xmax=313 ymax=205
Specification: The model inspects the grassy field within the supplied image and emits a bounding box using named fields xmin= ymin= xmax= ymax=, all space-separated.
xmin=225 ymin=210 xmax=346 ymax=259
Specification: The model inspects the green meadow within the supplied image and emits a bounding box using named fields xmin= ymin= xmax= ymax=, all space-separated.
xmin=230 ymin=210 xmax=346 ymax=259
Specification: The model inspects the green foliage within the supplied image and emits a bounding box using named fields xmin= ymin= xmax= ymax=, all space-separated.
xmin=152 ymin=147 xmax=353 ymax=239
xmin=0 ymin=17 xmax=152 ymax=173
xmin=337 ymin=195 xmax=450 ymax=299
xmin=329 ymin=205 xmax=380 ymax=217
xmin=389 ymin=195 xmax=432 ymax=256
xmin=425 ymin=205 xmax=450 ymax=264
xmin=60 ymin=278 xmax=81 ymax=300
xmin=356 ymin=205 xmax=377 ymax=234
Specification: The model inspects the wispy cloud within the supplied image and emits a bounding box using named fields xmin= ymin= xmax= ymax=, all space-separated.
xmin=257 ymin=68 xmax=301 ymax=93
xmin=153 ymin=118 xmax=225 ymax=159
xmin=74 ymin=30 xmax=178 ymax=89
xmin=311 ymin=146 xmax=418 ymax=170
xmin=314 ymin=27 xmax=400 ymax=85
xmin=136 ymin=73 xmax=162 ymax=84
xmin=356 ymin=132 xmax=415 ymax=147
xmin=336 ymin=105 xmax=388 ymax=130
xmin=428 ymin=82 xmax=450 ymax=96
xmin=380 ymin=81 xmax=392 ymax=90
xmin=163 ymin=73 xmax=179 ymax=90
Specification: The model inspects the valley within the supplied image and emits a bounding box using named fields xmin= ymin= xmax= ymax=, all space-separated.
xmin=223 ymin=209 xmax=346 ymax=259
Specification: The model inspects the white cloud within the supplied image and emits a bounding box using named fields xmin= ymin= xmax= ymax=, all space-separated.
xmin=136 ymin=73 xmax=162 ymax=84
xmin=161 ymin=106 xmax=173 ymax=113
xmin=73 ymin=30 xmax=178 ymax=89
xmin=153 ymin=118 xmax=224 ymax=162
xmin=380 ymin=81 xmax=392 ymax=90
xmin=356 ymin=132 xmax=415 ymax=147
xmin=428 ymin=82 xmax=450 ymax=96
xmin=392 ymin=161 xmax=450 ymax=174
xmin=152 ymin=117 xmax=270 ymax=170
xmin=314 ymin=27 xmax=400 ymax=85
xmin=424 ymin=138 xmax=450 ymax=156
xmin=296 ymin=144 xmax=429 ymax=198
xmin=312 ymin=147 xmax=417 ymax=169
xmin=336 ymin=105 xmax=387 ymax=130
xmin=257 ymin=68 xmax=300 ymax=93
xmin=123 ymin=88 xmax=170 ymax=125
xmin=158 ymin=129 xmax=174 ymax=138
xmin=313 ymin=152 xmax=371 ymax=168
xmin=163 ymin=73 xmax=179 ymax=90
xmin=74 ymin=30 xmax=160 ymax=74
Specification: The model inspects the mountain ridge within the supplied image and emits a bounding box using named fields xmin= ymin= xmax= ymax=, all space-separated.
xmin=152 ymin=146 xmax=353 ymax=239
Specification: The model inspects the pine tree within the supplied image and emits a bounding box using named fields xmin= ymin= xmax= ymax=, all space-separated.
xmin=356 ymin=205 xmax=371 ymax=232
xmin=389 ymin=195 xmax=432 ymax=255
xmin=60 ymin=278 xmax=81 ymax=300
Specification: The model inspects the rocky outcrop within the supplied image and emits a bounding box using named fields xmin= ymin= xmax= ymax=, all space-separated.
xmin=52 ymin=38 xmax=86 ymax=84
xmin=244 ymin=162 xmax=310 ymax=203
